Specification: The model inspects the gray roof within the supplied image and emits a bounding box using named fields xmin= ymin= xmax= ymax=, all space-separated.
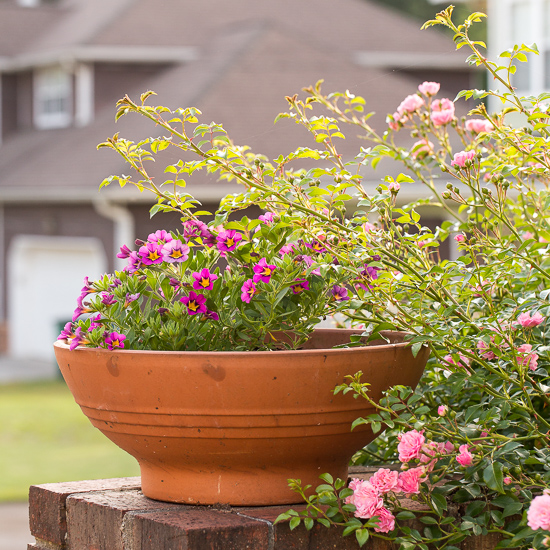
xmin=0 ymin=0 xmax=472 ymax=202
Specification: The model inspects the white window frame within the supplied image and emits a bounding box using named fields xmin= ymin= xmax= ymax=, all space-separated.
xmin=33 ymin=66 xmax=73 ymax=130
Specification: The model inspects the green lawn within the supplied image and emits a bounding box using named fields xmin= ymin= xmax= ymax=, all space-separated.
xmin=0 ymin=379 xmax=139 ymax=501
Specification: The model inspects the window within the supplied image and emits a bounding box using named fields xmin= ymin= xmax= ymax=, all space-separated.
xmin=33 ymin=67 xmax=72 ymax=129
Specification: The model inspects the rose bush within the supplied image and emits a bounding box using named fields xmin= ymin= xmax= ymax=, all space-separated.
xmin=58 ymin=4 xmax=550 ymax=548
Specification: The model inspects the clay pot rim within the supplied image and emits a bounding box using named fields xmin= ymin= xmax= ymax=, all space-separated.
xmin=54 ymin=329 xmax=416 ymax=357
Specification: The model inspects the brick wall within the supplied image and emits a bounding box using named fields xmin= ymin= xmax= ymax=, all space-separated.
xmin=27 ymin=469 xmax=502 ymax=550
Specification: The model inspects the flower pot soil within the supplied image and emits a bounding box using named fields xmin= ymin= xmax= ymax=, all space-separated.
xmin=54 ymin=329 xmax=428 ymax=506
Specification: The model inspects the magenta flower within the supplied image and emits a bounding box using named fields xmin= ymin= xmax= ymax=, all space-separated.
xmin=125 ymin=251 xmax=142 ymax=274
xmin=72 ymin=295 xmax=92 ymax=321
xmin=161 ymin=240 xmax=190 ymax=263
xmin=291 ymin=279 xmax=309 ymax=294
xmin=192 ymin=268 xmax=218 ymax=290
xmin=80 ymin=276 xmax=95 ymax=296
xmin=331 ymin=285 xmax=349 ymax=301
xmin=139 ymin=242 xmax=164 ymax=265
xmin=180 ymin=291 xmax=207 ymax=315
xmin=216 ymin=229 xmax=242 ymax=252
xmin=101 ymin=293 xmax=116 ymax=306
xmin=451 ymin=150 xmax=476 ymax=168
xmin=116 ymin=244 xmax=132 ymax=259
xmin=123 ymin=293 xmax=140 ymax=308
xmin=58 ymin=322 xmax=73 ymax=340
xmin=69 ymin=327 xmax=86 ymax=350
xmin=258 ymin=212 xmax=275 ymax=223
xmin=182 ymin=220 xmax=211 ymax=241
xmin=89 ymin=314 xmax=103 ymax=330
xmin=105 ymin=332 xmax=126 ymax=350
xmin=252 ymin=258 xmax=276 ymax=283
xmin=279 ymin=243 xmax=297 ymax=256
xmin=241 ymin=279 xmax=258 ymax=303
xmin=203 ymin=309 xmax=220 ymax=321
xmin=304 ymin=239 xmax=327 ymax=253
xmin=148 ymin=230 xmax=173 ymax=245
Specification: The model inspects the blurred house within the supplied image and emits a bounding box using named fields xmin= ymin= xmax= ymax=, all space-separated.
xmin=0 ymin=0 xmax=475 ymax=360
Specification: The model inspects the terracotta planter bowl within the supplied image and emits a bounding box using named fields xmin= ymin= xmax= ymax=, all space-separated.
xmin=54 ymin=329 xmax=429 ymax=506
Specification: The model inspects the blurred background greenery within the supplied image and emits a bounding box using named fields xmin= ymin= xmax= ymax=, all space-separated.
xmin=0 ymin=380 xmax=139 ymax=501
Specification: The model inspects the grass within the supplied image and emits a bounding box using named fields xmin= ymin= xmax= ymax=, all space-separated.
xmin=0 ymin=379 xmax=139 ymax=501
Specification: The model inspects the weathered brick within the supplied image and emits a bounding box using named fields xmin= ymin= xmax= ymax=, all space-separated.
xmin=126 ymin=507 xmax=269 ymax=550
xmin=66 ymin=488 xmax=180 ymax=550
xmin=29 ymin=477 xmax=140 ymax=546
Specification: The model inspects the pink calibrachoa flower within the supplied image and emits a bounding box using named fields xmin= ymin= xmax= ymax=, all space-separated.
xmin=104 ymin=332 xmax=126 ymax=350
xmin=116 ymin=244 xmax=132 ymax=259
xmin=373 ymin=507 xmax=396 ymax=533
xmin=431 ymin=98 xmax=455 ymax=126
xmin=465 ymin=118 xmax=493 ymax=133
xmin=192 ymin=268 xmax=218 ymax=291
xmin=202 ymin=309 xmax=219 ymax=321
xmin=291 ymin=279 xmax=310 ymax=294
xmin=369 ymin=468 xmax=400 ymax=494
xmin=148 ymin=230 xmax=173 ymax=245
xmin=180 ymin=291 xmax=207 ymax=315
xmin=397 ymin=429 xmax=425 ymax=462
xmin=398 ymin=467 xmax=424 ymax=494
xmin=126 ymin=251 xmax=142 ymax=274
xmin=258 ymin=212 xmax=275 ymax=223
xmin=454 ymin=234 xmax=466 ymax=243
xmin=346 ymin=479 xmax=384 ymax=519
xmin=451 ymin=150 xmax=476 ymax=168
xmin=216 ymin=229 xmax=242 ymax=252
xmin=331 ymin=285 xmax=349 ymax=302
xmin=517 ymin=343 xmax=539 ymax=371
xmin=279 ymin=243 xmax=296 ymax=256
xmin=305 ymin=239 xmax=327 ymax=253
xmin=72 ymin=295 xmax=92 ymax=321
xmin=241 ymin=279 xmax=258 ymax=303
xmin=456 ymin=444 xmax=473 ymax=467
xmin=517 ymin=311 xmax=545 ymax=328
xmin=89 ymin=314 xmax=103 ymax=331
xmin=396 ymin=94 xmax=424 ymax=116
xmin=438 ymin=405 xmax=447 ymax=416
xmin=69 ymin=327 xmax=87 ymax=350
xmin=418 ymin=81 xmax=440 ymax=96
xmin=161 ymin=240 xmax=190 ymax=263
xmin=58 ymin=322 xmax=73 ymax=340
xmin=253 ymin=258 xmax=277 ymax=283
xmin=411 ymin=138 xmax=434 ymax=159
xmin=527 ymin=493 xmax=550 ymax=531
xmin=123 ymin=293 xmax=140 ymax=308
xmin=182 ymin=219 xmax=210 ymax=241
xmin=139 ymin=242 xmax=164 ymax=265
xmin=101 ymin=293 xmax=116 ymax=306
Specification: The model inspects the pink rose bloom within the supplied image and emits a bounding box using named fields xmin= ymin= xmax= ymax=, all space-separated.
xmin=373 ymin=507 xmax=396 ymax=533
xmin=504 ymin=477 xmax=512 ymax=485
xmin=443 ymin=352 xmax=470 ymax=369
xmin=477 ymin=339 xmax=496 ymax=360
xmin=370 ymin=468 xmax=400 ymax=494
xmin=451 ymin=150 xmax=476 ymax=168
xmin=418 ymin=81 xmax=440 ymax=96
xmin=396 ymin=94 xmax=424 ymax=116
xmin=454 ymin=234 xmax=465 ymax=243
xmin=397 ymin=429 xmax=425 ymax=462
xmin=442 ymin=440 xmax=455 ymax=454
xmin=398 ymin=467 xmax=424 ymax=494
xmin=465 ymin=118 xmax=493 ymax=133
xmin=388 ymin=111 xmax=403 ymax=130
xmin=523 ymin=231 xmax=535 ymax=240
xmin=431 ymin=98 xmax=455 ymax=126
xmin=517 ymin=311 xmax=545 ymax=328
xmin=528 ymin=493 xmax=550 ymax=530
xmin=346 ymin=479 xmax=384 ymax=519
xmin=438 ymin=405 xmax=447 ymax=416
xmin=363 ymin=222 xmax=376 ymax=233
xmin=388 ymin=181 xmax=400 ymax=193
xmin=456 ymin=444 xmax=473 ymax=467
xmin=411 ymin=138 xmax=434 ymax=159
xmin=517 ymin=343 xmax=538 ymax=371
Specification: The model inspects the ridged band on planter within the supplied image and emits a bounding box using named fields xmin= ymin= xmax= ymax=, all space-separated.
xmin=53 ymin=329 xmax=429 ymax=506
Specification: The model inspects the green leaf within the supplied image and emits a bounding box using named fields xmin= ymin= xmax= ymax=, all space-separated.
xmin=431 ymin=493 xmax=448 ymax=516
xmin=483 ymin=462 xmax=504 ymax=494
xmin=289 ymin=516 xmax=301 ymax=530
xmin=355 ymin=528 xmax=369 ymax=546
